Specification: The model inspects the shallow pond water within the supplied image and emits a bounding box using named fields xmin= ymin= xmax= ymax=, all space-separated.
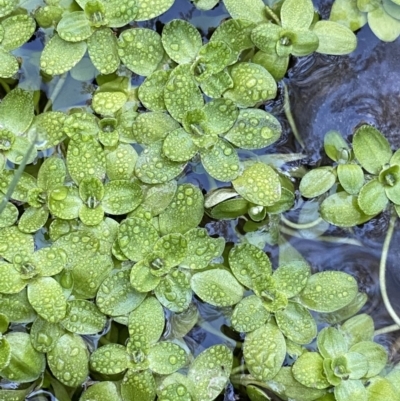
xmin=4 ymin=0 xmax=400 ymax=400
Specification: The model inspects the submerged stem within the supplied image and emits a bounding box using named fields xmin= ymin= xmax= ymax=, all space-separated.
xmin=379 ymin=210 xmax=400 ymax=327
xmin=283 ymin=81 xmax=304 ymax=149
xmin=43 ymin=73 xmax=67 ymax=112
xmin=281 ymin=215 xmax=323 ymax=230
xmin=374 ymin=324 xmax=400 ymax=336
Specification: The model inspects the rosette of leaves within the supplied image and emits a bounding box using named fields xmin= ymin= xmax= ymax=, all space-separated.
xmin=229 ymin=244 xmax=358 ymax=344
xmin=0 ymin=332 xmax=46 ymax=383
xmin=318 ymin=125 xmax=400 ymax=226
xmin=0 ymin=13 xmax=36 ymax=78
xmin=40 ymin=0 xmax=139 ymax=75
xmin=49 ymin=176 xmax=143 ymax=226
xmin=0 ymin=246 xmax=68 ymax=323
xmin=156 ymin=344 xmax=233 ymax=401
xmin=90 ymin=297 xmax=188 ymax=401
xmin=161 ymin=19 xmax=233 ymax=84
xmin=117 ymin=187 xmax=224 ymax=311
xmin=0 ymin=87 xmax=36 ymax=166
xmin=13 ymin=156 xmax=66 ymax=233
xmin=330 ymin=0 xmax=400 ymax=42
xmin=292 ymin=314 xmax=388 ymax=401
xmin=206 ymin=162 xmax=294 ymax=222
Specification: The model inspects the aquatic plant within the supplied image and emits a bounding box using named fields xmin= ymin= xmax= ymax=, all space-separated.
xmin=0 ymin=0 xmax=399 ymax=400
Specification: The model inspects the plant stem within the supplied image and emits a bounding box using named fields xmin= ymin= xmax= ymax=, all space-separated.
xmin=374 ymin=324 xmax=400 ymax=336
xmin=279 ymin=225 xmax=364 ymax=247
xmin=379 ymin=210 xmax=400 ymax=327
xmin=43 ymin=73 xmax=67 ymax=112
xmin=230 ymin=374 xmax=271 ymax=389
xmin=231 ymin=365 xmax=247 ymax=375
xmin=264 ymin=6 xmax=281 ymax=25
xmin=281 ymin=215 xmax=323 ymax=230
xmin=283 ymin=81 xmax=305 ymax=149
xmin=0 ymin=80 xmax=10 ymax=93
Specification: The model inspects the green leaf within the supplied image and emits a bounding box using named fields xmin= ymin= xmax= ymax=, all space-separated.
xmin=366 ymin=377 xmax=400 ymax=401
xmin=383 ymin=0 xmax=400 ymax=20
xmin=0 ymin=47 xmax=18 ymax=78
xmin=210 ymin=198 xmax=249 ymax=219
xmin=18 ymin=206 xmax=48 ymax=233
xmin=334 ymin=380 xmax=367 ymax=401
xmin=329 ymin=0 xmax=367 ymax=31
xmin=200 ymin=69 xmax=234 ymax=98
xmin=72 ymin=254 xmax=113 ymax=299
xmin=40 ymin=34 xmax=87 ymax=75
xmin=353 ymin=125 xmax=392 ymax=174
xmin=118 ymin=28 xmax=164 ymax=76
xmin=155 ymin=270 xmax=192 ymax=312
xmin=27 ymin=111 xmax=67 ymax=150
xmin=200 ymin=138 xmax=240 ymax=182
xmin=229 ymin=243 xmax=272 ymax=289
xmin=281 ymin=0 xmax=314 ymax=30
xmin=225 ymin=108 xmax=281 ymax=150
xmin=273 ymin=261 xmax=311 ymax=298
xmin=153 ymin=233 xmax=188 ymax=269
xmin=313 ymin=20 xmax=357 ymax=55
xmin=349 ymin=341 xmax=387 ymax=377
xmin=0 ymin=226 xmax=34 ymax=263
xmin=0 ymin=332 xmax=45 ymax=383
xmin=158 ymin=383 xmax=191 ymax=401
xmin=63 ymin=111 xmax=98 ymax=140
xmin=0 ymin=88 xmax=34 ymax=134
xmin=275 ymin=302 xmax=317 ymax=345
xmin=231 ymin=295 xmax=270 ymax=333
xmin=118 ymin=217 xmax=159 ymax=261
xmin=61 ymin=299 xmax=106 ymax=335
xmin=105 ymin=143 xmax=138 ymax=180
xmin=191 ymin=268 xmax=244 ymax=306
xmin=243 ymin=322 xmax=286 ymax=381
xmin=224 ymin=62 xmax=277 ymax=107
xmin=0 ymin=262 xmax=26 ymax=294
xmin=27 ymin=277 xmax=67 ymax=323
xmin=292 ymin=352 xmax=331 ymax=389
xmin=164 ymin=64 xmax=204 ymax=123
xmin=210 ymin=19 xmax=255 ymax=65
xmin=103 ymin=0 xmax=139 ymax=27
xmin=67 ymin=137 xmax=106 ymax=184
xmin=191 ymin=40 xmax=232 ymax=82
xmin=368 ymin=6 xmax=400 ymax=42
xmin=57 ymin=11 xmax=93 ymax=42
xmin=138 ymin=70 xmax=171 ymax=112
xmin=92 ymin=91 xmax=127 ymax=116
xmin=187 ymin=344 xmax=232 ymax=401
xmin=299 ymin=271 xmax=358 ymax=312
xmin=148 ymin=342 xmax=187 ymax=374
xmin=6 ymin=135 xmax=37 ymax=165
xmin=121 ymin=369 xmax=156 ymax=401
xmin=90 ymin=343 xmax=129 ymax=374
xmin=135 ymin=141 xmax=186 ymax=184
xmin=358 ymin=179 xmax=387 ymax=215
xmin=163 ymin=128 xmax=197 ymax=162
xmin=47 ymin=333 xmax=89 ymax=387
xmin=0 ymin=289 xmax=36 ymax=324
xmin=141 ymin=181 xmax=177 ymax=216
xmin=252 ymin=49 xmax=289 ymax=82
xmin=161 ymin=20 xmax=202 ymax=64
xmin=130 ymin=260 xmax=161 ymax=293
xmin=80 ymin=382 xmax=122 ymax=401
xmin=203 ymin=98 xmax=238 ymax=136
xmin=134 ymin=0 xmax=174 ymax=20
xmin=128 ymin=297 xmax=165 ymax=346
xmin=340 ymin=314 xmax=374 ymax=346
xmin=29 ymin=317 xmax=64 ymax=353
xmin=159 ymin=184 xmax=204 ymax=235
xmin=38 ymin=156 xmax=67 ymax=191
xmin=317 ymin=327 xmax=348 ymax=359
xmin=320 ymin=192 xmax=373 ymax=227
xmin=337 ymin=164 xmax=364 ymax=195
xmin=1 ymin=14 xmax=34 ymax=51
xmin=96 ymin=268 xmax=146 ymax=316
xmin=102 ymin=180 xmax=143 ymax=215
xmin=181 ymin=228 xmax=224 ymax=270
xmin=223 ymin=0 xmax=268 ymax=23
xmin=0 ymin=202 xmax=18 ymax=228
xmin=0 ymin=335 xmax=11 ymax=370
xmin=233 ymin=163 xmax=281 ymax=206
xmin=48 ymin=187 xmax=82 ymax=220
xmin=300 ymin=167 xmax=337 ymax=198
xmin=133 ymin=111 xmax=179 ymax=145
xmin=324 ymin=130 xmax=350 ymax=162
xmin=0 ymin=0 xmax=17 ymax=18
